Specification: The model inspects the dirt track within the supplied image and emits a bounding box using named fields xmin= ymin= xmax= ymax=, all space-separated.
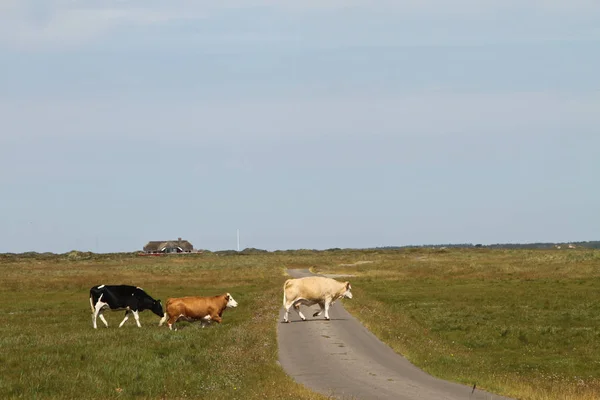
xmin=277 ymin=269 xmax=514 ymax=400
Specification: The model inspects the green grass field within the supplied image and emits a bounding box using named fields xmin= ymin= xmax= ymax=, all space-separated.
xmin=0 ymin=252 xmax=325 ymax=400
xmin=312 ymin=248 xmax=600 ymax=400
xmin=1 ymin=248 xmax=598 ymax=399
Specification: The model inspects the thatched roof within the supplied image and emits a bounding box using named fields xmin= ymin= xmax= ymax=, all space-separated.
xmin=143 ymin=238 xmax=194 ymax=252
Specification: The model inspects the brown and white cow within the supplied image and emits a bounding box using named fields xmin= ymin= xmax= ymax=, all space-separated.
xmin=282 ymin=276 xmax=352 ymax=323
xmin=158 ymin=293 xmax=238 ymax=330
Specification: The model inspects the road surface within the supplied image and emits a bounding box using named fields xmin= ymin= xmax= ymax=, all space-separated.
xmin=277 ymin=269 xmax=514 ymax=400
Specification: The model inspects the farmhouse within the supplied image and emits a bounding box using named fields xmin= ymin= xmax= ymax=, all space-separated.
xmin=143 ymin=238 xmax=194 ymax=254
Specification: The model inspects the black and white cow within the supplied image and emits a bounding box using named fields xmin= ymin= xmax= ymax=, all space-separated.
xmin=89 ymin=284 xmax=164 ymax=329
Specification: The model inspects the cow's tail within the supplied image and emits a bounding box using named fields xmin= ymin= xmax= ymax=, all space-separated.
xmin=89 ymin=286 xmax=101 ymax=313
xmin=283 ymin=279 xmax=293 ymax=307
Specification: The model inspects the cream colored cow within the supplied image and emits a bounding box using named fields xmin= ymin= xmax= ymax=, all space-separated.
xmin=282 ymin=276 xmax=352 ymax=323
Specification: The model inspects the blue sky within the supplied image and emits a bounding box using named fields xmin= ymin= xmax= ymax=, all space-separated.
xmin=1 ymin=1 xmax=599 ymax=253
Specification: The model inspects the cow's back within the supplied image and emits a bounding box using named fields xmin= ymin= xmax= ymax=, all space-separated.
xmin=90 ymin=285 xmax=141 ymax=309
xmin=285 ymin=276 xmax=339 ymax=301
xmin=165 ymin=296 xmax=211 ymax=319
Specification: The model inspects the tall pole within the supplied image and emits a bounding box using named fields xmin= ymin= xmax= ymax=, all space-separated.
xmin=237 ymin=229 xmax=240 ymax=252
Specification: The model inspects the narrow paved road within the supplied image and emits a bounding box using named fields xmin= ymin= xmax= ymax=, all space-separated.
xmin=277 ymin=269 xmax=514 ymax=400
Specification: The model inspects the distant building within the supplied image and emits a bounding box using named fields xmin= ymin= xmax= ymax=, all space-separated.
xmin=143 ymin=238 xmax=194 ymax=254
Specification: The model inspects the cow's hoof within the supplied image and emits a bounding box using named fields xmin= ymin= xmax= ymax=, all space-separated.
xmin=325 ymin=317 xmax=330 ymax=321
xmin=301 ymin=318 xmax=306 ymax=322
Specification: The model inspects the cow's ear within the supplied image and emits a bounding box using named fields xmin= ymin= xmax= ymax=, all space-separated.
xmin=345 ymin=282 xmax=351 ymax=289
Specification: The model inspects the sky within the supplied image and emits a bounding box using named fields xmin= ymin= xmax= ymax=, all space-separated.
xmin=1 ymin=1 xmax=599 ymax=253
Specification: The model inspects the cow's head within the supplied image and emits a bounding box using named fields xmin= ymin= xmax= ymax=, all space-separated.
xmin=343 ymin=282 xmax=353 ymax=299
xmin=151 ymin=299 xmax=165 ymax=317
xmin=225 ymin=293 xmax=238 ymax=308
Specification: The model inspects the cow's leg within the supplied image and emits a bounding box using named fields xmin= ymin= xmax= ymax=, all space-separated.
xmin=283 ymin=301 xmax=293 ymax=323
xmin=90 ymin=297 xmax=97 ymax=329
xmin=211 ymin=314 xmax=222 ymax=324
xmin=293 ymin=302 xmax=306 ymax=321
xmin=200 ymin=315 xmax=212 ymax=328
xmin=94 ymin=301 xmax=109 ymax=328
xmin=313 ymin=302 xmax=325 ymax=317
xmin=98 ymin=311 xmax=109 ymax=328
xmin=118 ymin=310 xmax=130 ymax=328
xmin=324 ymin=299 xmax=332 ymax=320
xmin=132 ymin=310 xmax=142 ymax=328
xmin=91 ymin=302 xmax=98 ymax=329
xmin=167 ymin=315 xmax=179 ymax=331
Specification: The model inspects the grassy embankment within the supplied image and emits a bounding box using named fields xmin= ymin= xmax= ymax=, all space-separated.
xmin=0 ymin=252 xmax=326 ymax=400
xmin=310 ymin=247 xmax=600 ymax=400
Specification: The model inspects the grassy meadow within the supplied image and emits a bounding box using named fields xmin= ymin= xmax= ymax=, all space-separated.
xmin=0 ymin=252 xmax=325 ymax=400
xmin=312 ymin=248 xmax=600 ymax=400
xmin=0 ymin=248 xmax=598 ymax=399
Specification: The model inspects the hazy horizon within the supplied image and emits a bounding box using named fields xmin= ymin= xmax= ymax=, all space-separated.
xmin=4 ymin=238 xmax=598 ymax=255
xmin=1 ymin=1 xmax=599 ymax=253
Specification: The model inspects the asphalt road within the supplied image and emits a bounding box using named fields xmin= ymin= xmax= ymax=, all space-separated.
xmin=277 ymin=269 xmax=514 ymax=400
